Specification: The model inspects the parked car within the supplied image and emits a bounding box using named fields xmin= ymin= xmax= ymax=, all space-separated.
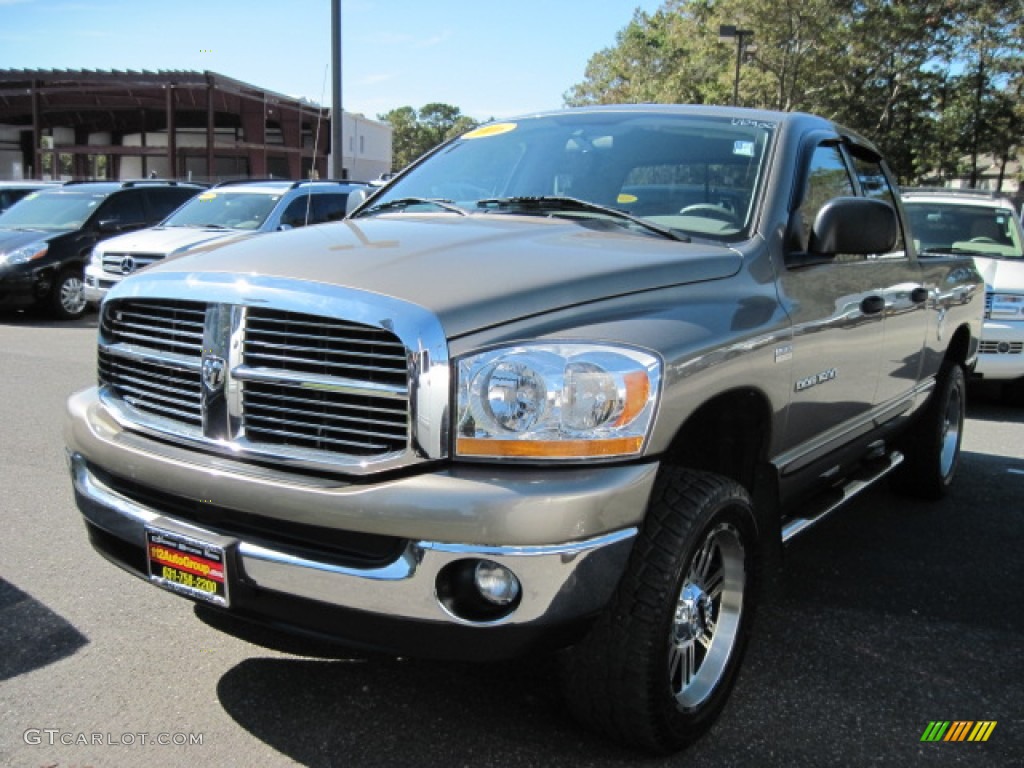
xmin=0 ymin=180 xmax=203 ymax=319
xmin=0 ymin=181 xmax=60 ymax=213
xmin=67 ymin=105 xmax=984 ymax=753
xmin=902 ymin=188 xmax=1024 ymax=401
xmin=84 ymin=179 xmax=369 ymax=305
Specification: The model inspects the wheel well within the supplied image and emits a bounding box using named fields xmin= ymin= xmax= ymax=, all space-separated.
xmin=660 ymin=388 xmax=772 ymax=497
xmin=945 ymin=324 xmax=972 ymax=368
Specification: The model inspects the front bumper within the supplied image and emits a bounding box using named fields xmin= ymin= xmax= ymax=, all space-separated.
xmin=974 ymin=321 xmax=1024 ymax=380
xmin=83 ymin=263 xmax=117 ymax=303
xmin=66 ymin=387 xmax=657 ymax=658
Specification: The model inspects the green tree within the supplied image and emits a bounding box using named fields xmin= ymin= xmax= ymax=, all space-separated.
xmin=378 ymin=104 xmax=480 ymax=171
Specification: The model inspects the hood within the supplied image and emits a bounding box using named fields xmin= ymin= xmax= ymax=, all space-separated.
xmin=0 ymin=227 xmax=61 ymax=254
xmin=96 ymin=226 xmax=248 ymax=256
xmin=138 ymin=214 xmax=743 ymax=337
xmin=973 ymin=256 xmax=1024 ymax=292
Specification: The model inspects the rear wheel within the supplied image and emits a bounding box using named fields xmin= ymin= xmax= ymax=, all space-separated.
xmin=892 ymin=361 xmax=965 ymax=499
xmin=560 ymin=468 xmax=758 ymax=753
xmin=50 ymin=269 xmax=87 ymax=320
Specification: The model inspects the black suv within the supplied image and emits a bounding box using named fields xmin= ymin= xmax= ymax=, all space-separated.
xmin=0 ymin=180 xmax=203 ymax=319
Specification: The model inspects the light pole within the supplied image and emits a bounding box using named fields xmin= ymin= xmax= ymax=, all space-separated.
xmin=718 ymin=25 xmax=755 ymax=106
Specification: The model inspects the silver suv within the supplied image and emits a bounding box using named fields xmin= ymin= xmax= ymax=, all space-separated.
xmin=84 ymin=179 xmax=367 ymax=303
xmin=902 ymin=188 xmax=1024 ymax=400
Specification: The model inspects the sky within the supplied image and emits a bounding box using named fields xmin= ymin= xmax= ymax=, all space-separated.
xmin=0 ymin=0 xmax=667 ymax=122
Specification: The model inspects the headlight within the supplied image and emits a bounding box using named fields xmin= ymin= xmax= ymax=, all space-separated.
xmin=456 ymin=343 xmax=661 ymax=459
xmin=4 ymin=243 xmax=48 ymax=265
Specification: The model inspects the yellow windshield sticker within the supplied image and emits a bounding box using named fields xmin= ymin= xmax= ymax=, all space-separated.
xmin=617 ymin=193 xmax=638 ymax=204
xmin=462 ymin=122 xmax=517 ymax=140
xmin=24 ymin=192 xmax=38 ymax=200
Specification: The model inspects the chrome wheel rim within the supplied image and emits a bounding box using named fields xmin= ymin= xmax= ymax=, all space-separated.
xmin=939 ymin=382 xmax=962 ymax=478
xmin=668 ymin=522 xmax=746 ymax=710
xmin=60 ymin=275 xmax=86 ymax=316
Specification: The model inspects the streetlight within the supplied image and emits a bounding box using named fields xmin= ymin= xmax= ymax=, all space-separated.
xmin=718 ymin=25 xmax=755 ymax=106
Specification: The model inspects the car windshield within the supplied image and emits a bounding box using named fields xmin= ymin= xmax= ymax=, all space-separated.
xmin=905 ymin=201 xmax=1024 ymax=259
xmin=358 ymin=111 xmax=776 ymax=241
xmin=0 ymin=190 xmax=105 ymax=231
xmin=164 ymin=189 xmax=282 ymax=230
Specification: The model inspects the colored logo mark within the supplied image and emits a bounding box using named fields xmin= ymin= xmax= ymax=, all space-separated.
xmin=920 ymin=721 xmax=997 ymax=742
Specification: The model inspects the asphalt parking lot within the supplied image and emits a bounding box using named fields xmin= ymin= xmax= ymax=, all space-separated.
xmin=1 ymin=311 xmax=1022 ymax=768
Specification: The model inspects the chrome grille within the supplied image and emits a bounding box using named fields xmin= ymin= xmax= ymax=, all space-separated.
xmin=978 ymin=340 xmax=1024 ymax=355
xmin=241 ymin=309 xmax=409 ymax=455
xmin=102 ymin=252 xmax=166 ymax=276
xmin=98 ymin=300 xmax=205 ymax=426
xmin=99 ymin=299 xmax=415 ymax=465
xmin=984 ymin=292 xmax=992 ymax=319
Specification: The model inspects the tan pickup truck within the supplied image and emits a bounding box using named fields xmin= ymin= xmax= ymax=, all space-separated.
xmin=66 ymin=105 xmax=983 ymax=753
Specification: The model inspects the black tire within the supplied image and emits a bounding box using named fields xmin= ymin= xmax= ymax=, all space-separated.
xmin=50 ymin=269 xmax=88 ymax=321
xmin=892 ymin=361 xmax=965 ymax=499
xmin=559 ymin=468 xmax=759 ymax=754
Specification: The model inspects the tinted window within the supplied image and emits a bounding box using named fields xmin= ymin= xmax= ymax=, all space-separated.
xmin=796 ymin=143 xmax=855 ymax=253
xmin=313 ymin=192 xmax=350 ymax=223
xmin=145 ymin=187 xmax=200 ymax=221
xmin=279 ymin=195 xmax=314 ymax=228
xmin=95 ymin=191 xmax=146 ymax=228
xmin=850 ymin=152 xmax=905 ymax=257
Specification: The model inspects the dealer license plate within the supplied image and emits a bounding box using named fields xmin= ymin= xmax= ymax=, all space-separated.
xmin=146 ymin=527 xmax=229 ymax=607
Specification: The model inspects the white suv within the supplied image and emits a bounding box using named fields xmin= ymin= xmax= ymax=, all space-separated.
xmin=84 ymin=179 xmax=367 ymax=304
xmin=903 ymin=188 xmax=1024 ymax=400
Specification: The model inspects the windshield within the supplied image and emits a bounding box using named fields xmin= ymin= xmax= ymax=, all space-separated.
xmin=360 ymin=111 xmax=776 ymax=240
xmin=905 ymin=201 xmax=1024 ymax=259
xmin=0 ymin=190 xmax=105 ymax=231
xmin=164 ymin=189 xmax=282 ymax=230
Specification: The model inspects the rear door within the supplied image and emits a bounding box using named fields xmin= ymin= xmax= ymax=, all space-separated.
xmin=846 ymin=148 xmax=927 ymax=408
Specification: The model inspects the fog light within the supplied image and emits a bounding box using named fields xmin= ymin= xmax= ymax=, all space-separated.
xmin=473 ymin=560 xmax=520 ymax=605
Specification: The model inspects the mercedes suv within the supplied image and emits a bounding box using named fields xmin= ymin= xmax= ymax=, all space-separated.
xmin=84 ymin=179 xmax=367 ymax=305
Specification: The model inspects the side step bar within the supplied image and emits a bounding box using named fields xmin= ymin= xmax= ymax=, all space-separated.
xmin=781 ymin=451 xmax=904 ymax=543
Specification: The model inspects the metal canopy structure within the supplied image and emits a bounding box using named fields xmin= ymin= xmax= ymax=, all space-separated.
xmin=0 ymin=69 xmax=331 ymax=181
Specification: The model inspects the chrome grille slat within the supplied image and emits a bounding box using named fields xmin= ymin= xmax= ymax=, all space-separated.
xmin=242 ymin=349 xmax=408 ymax=378
xmin=244 ymin=388 xmax=405 ymax=417
xmin=244 ymin=399 xmax=407 ymax=437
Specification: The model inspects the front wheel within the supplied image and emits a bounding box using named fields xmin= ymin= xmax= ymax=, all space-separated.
xmin=560 ymin=468 xmax=759 ymax=753
xmin=50 ymin=269 xmax=88 ymax=320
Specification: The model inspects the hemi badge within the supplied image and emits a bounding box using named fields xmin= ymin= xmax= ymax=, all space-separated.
xmin=775 ymin=345 xmax=793 ymax=363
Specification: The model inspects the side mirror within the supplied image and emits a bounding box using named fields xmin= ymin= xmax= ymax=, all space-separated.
xmin=96 ymin=219 xmax=121 ymax=233
xmin=810 ymin=197 xmax=898 ymax=255
xmin=345 ymin=188 xmax=370 ymax=217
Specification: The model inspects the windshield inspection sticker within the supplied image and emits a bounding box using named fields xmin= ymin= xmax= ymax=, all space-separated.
xmin=197 ymin=192 xmax=218 ymax=202
xmin=733 ymin=141 xmax=756 ymax=157
xmin=462 ymin=122 xmax=517 ymax=139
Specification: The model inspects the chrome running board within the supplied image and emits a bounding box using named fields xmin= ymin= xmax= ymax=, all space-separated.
xmin=781 ymin=451 xmax=905 ymax=543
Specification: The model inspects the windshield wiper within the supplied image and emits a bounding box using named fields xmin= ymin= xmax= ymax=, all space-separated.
xmin=360 ymin=197 xmax=467 ymax=216
xmin=476 ymin=196 xmax=689 ymax=242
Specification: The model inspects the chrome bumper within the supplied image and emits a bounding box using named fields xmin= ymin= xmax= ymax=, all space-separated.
xmin=70 ymin=452 xmax=642 ymax=629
